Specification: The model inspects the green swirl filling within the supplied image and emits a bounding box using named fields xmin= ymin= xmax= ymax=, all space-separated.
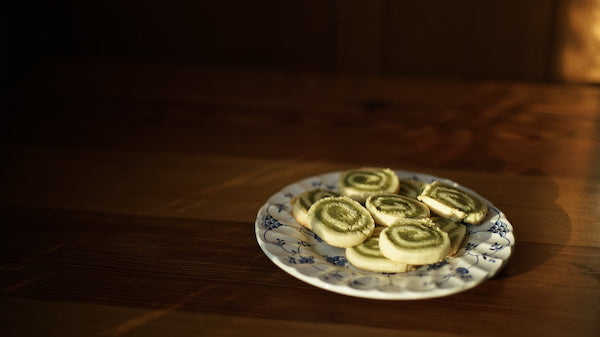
xmin=385 ymin=223 xmax=446 ymax=249
xmin=314 ymin=198 xmax=371 ymax=233
xmin=424 ymin=182 xmax=485 ymax=213
xmin=353 ymin=237 xmax=384 ymax=258
xmin=398 ymin=179 xmax=426 ymax=199
xmin=298 ymin=189 xmax=340 ymax=210
xmin=342 ymin=170 xmax=394 ymax=191
xmin=432 ymin=217 xmax=466 ymax=243
xmin=369 ymin=194 xmax=429 ymax=218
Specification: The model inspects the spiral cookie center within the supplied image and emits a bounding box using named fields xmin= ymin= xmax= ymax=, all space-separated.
xmin=298 ymin=189 xmax=339 ymax=210
xmin=370 ymin=194 xmax=428 ymax=217
xmin=386 ymin=224 xmax=445 ymax=249
xmin=315 ymin=199 xmax=370 ymax=232
xmin=344 ymin=171 xmax=392 ymax=191
xmin=353 ymin=237 xmax=382 ymax=258
xmin=428 ymin=185 xmax=478 ymax=212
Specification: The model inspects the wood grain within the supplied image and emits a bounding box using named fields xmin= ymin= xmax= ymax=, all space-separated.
xmin=2 ymin=61 xmax=600 ymax=337
xmin=10 ymin=0 xmax=579 ymax=82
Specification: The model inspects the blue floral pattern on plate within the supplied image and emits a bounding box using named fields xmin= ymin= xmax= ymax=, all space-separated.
xmin=255 ymin=171 xmax=515 ymax=300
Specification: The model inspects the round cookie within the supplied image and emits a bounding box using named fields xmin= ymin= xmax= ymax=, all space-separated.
xmin=338 ymin=168 xmax=400 ymax=203
xmin=346 ymin=234 xmax=409 ymax=273
xmin=290 ymin=188 xmax=340 ymax=229
xmin=379 ymin=220 xmax=451 ymax=265
xmin=417 ymin=181 xmax=488 ymax=224
xmin=308 ymin=196 xmax=375 ymax=248
xmin=365 ymin=193 xmax=430 ymax=226
xmin=397 ymin=179 xmax=427 ymax=199
xmin=431 ymin=216 xmax=467 ymax=255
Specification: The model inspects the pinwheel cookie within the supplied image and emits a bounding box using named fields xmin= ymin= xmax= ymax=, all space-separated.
xmin=337 ymin=167 xmax=400 ymax=203
xmin=431 ymin=217 xmax=467 ymax=255
xmin=365 ymin=193 xmax=431 ymax=226
xmin=307 ymin=196 xmax=375 ymax=248
xmin=290 ymin=188 xmax=340 ymax=229
xmin=346 ymin=228 xmax=410 ymax=273
xmin=379 ymin=220 xmax=451 ymax=265
xmin=418 ymin=181 xmax=488 ymax=224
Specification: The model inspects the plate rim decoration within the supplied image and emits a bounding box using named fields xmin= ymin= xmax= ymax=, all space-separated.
xmin=255 ymin=170 xmax=514 ymax=300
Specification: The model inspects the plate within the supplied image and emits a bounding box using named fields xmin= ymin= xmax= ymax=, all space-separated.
xmin=255 ymin=170 xmax=514 ymax=300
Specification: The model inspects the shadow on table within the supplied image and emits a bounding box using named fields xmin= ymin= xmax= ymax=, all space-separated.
xmin=491 ymin=168 xmax=572 ymax=280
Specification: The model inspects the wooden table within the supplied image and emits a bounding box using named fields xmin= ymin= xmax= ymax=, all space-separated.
xmin=2 ymin=61 xmax=599 ymax=337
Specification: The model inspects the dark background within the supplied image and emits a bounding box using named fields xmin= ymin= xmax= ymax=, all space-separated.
xmin=2 ymin=0 xmax=588 ymax=97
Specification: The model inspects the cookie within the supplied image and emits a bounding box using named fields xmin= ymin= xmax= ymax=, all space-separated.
xmin=365 ymin=193 xmax=430 ymax=226
xmin=308 ymin=196 xmax=375 ymax=248
xmin=290 ymin=188 xmax=340 ymax=229
xmin=338 ymin=167 xmax=400 ymax=203
xmin=346 ymin=233 xmax=409 ymax=273
xmin=431 ymin=217 xmax=467 ymax=255
xmin=379 ymin=220 xmax=451 ymax=265
xmin=417 ymin=181 xmax=488 ymax=224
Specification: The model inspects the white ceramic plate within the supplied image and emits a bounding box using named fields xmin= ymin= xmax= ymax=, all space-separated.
xmin=255 ymin=170 xmax=514 ymax=300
